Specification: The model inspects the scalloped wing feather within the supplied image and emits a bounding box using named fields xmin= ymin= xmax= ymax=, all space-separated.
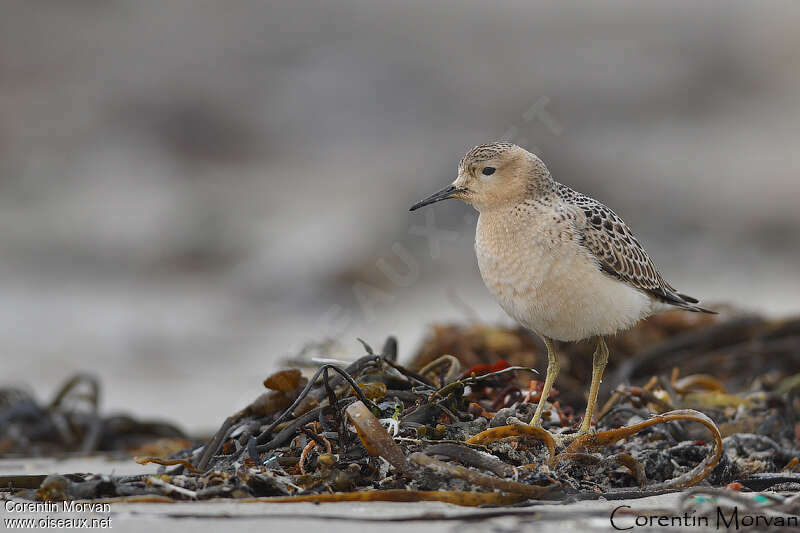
xmin=556 ymin=184 xmax=714 ymax=313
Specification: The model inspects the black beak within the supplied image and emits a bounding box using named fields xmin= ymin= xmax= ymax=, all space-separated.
xmin=409 ymin=185 xmax=459 ymax=212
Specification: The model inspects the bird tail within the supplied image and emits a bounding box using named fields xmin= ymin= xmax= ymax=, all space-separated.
xmin=679 ymin=302 xmax=718 ymax=314
xmin=651 ymin=287 xmax=718 ymax=314
xmin=672 ymin=291 xmax=717 ymax=314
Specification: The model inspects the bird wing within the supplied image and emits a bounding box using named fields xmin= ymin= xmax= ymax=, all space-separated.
xmin=556 ymin=184 xmax=711 ymax=312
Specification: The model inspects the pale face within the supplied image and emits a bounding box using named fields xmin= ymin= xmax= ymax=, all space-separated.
xmin=451 ymin=148 xmax=531 ymax=211
xmin=410 ymin=143 xmax=549 ymax=213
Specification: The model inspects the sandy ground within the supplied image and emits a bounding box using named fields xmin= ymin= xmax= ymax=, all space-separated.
xmin=98 ymin=498 xmax=646 ymax=533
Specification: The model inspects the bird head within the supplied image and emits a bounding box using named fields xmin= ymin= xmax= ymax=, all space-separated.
xmin=410 ymin=142 xmax=553 ymax=213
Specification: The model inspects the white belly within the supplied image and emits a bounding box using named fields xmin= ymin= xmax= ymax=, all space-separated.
xmin=475 ymin=211 xmax=654 ymax=342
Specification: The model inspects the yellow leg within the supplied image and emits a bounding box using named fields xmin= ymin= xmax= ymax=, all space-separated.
xmin=529 ymin=336 xmax=559 ymax=427
xmin=578 ymin=336 xmax=609 ymax=435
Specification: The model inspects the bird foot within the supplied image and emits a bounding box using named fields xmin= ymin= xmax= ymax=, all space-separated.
xmin=554 ymin=429 xmax=592 ymax=446
xmin=529 ymin=412 xmax=597 ymax=448
xmin=530 ymin=425 xmax=596 ymax=448
xmin=527 ymin=423 xmax=571 ymax=449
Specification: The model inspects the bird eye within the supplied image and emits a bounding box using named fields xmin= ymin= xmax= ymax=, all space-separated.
xmin=482 ymin=167 xmax=496 ymax=176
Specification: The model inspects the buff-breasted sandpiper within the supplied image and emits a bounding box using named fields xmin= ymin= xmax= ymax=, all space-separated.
xmin=410 ymin=141 xmax=714 ymax=442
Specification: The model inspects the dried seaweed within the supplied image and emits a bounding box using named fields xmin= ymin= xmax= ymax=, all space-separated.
xmin=0 ymin=374 xmax=186 ymax=456
xmin=4 ymin=310 xmax=800 ymax=508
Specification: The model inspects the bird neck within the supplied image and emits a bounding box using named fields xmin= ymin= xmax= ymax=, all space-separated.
xmin=523 ymin=156 xmax=556 ymax=200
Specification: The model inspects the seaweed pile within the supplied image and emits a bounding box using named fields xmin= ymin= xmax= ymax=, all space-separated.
xmin=0 ymin=374 xmax=187 ymax=457
xmin=6 ymin=310 xmax=800 ymax=506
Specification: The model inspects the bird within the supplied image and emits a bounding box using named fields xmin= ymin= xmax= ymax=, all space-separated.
xmin=410 ymin=141 xmax=715 ymax=442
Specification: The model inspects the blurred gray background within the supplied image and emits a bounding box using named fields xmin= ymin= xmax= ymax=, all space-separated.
xmin=2 ymin=0 xmax=799 ymax=432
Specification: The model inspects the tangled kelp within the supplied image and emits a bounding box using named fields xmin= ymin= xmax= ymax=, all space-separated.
xmin=5 ymin=310 xmax=800 ymax=507
xmin=0 ymin=374 xmax=187 ymax=457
